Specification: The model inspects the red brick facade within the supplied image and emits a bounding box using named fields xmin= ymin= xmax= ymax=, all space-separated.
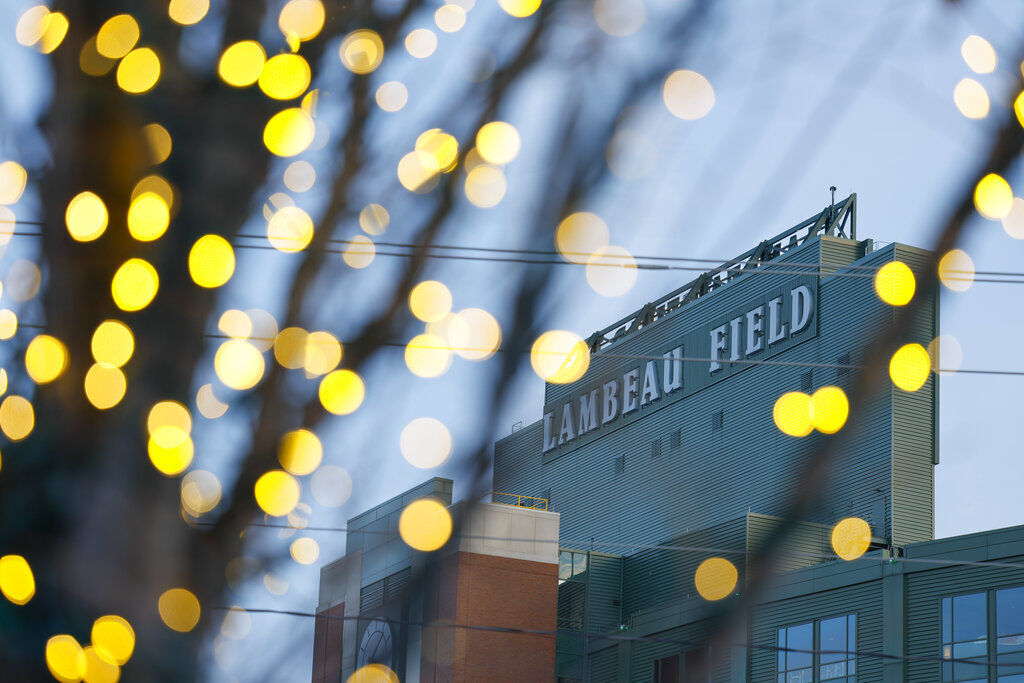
xmin=311 ymin=601 xmax=345 ymax=682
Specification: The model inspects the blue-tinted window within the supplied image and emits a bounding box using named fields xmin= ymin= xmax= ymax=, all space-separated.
xmin=777 ymin=615 xmax=855 ymax=682
xmin=998 ymin=587 xmax=1024 ymax=681
xmin=778 ymin=622 xmax=813 ymax=682
xmin=819 ymin=614 xmax=856 ymax=681
xmin=941 ymin=591 xmax=989 ymax=683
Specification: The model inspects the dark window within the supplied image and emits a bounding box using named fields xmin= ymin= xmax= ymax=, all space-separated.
xmin=651 ymin=438 xmax=662 ymax=459
xmin=712 ymin=410 xmax=724 ymax=431
xmin=653 ymin=654 xmax=680 ymax=683
xmin=614 ymin=454 xmax=625 ymax=474
xmin=800 ymin=370 xmax=813 ymax=391
xmin=684 ymin=647 xmax=711 ymax=682
xmin=836 ymin=352 xmax=852 ymax=378
xmin=670 ymin=429 xmax=682 ymax=449
xmin=941 ymin=592 xmax=987 ymax=682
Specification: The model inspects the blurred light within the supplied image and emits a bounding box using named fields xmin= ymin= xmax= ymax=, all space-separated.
xmin=215 ymin=340 xmax=265 ymax=390
xmin=961 ymin=35 xmax=996 ymax=74
xmin=606 ymin=129 xmax=656 ymax=180
xmin=405 ymin=29 xmax=437 ymax=59
xmin=254 ymin=470 xmax=300 ymax=516
xmin=339 ymin=29 xmax=384 ymax=74
xmin=405 ymin=333 xmax=453 ymax=377
xmin=928 ymin=334 xmax=963 ymax=375
xmin=449 ymin=307 xmax=501 ymax=360
xmin=359 ymin=204 xmax=389 ymax=235
xmin=7 ymin=259 xmax=40 ymax=303
xmin=158 ymin=589 xmax=201 ymax=632
xmin=219 ymin=41 xmax=266 ymax=87
xmin=398 ymin=151 xmax=441 ymax=193
xmin=556 ymin=212 xmax=609 ymax=264
xmin=348 ymin=664 xmax=400 ymax=683
xmin=375 ymin=81 xmax=408 ymax=112
xmin=189 ymin=234 xmax=235 ymax=288
xmin=0 ymin=369 xmax=7 ymax=396
xmin=954 ymin=78 xmax=989 ymax=119
xmin=97 ymin=14 xmax=138 ymax=58
xmin=530 ymin=330 xmax=589 ymax=384
xmin=304 ymin=331 xmax=342 ymax=376
xmin=91 ymin=320 xmax=133 ymax=367
xmin=319 ymin=369 xmax=365 ymax=414
xmin=117 ymin=48 xmax=161 ymax=94
xmin=131 ymin=174 xmax=175 ymax=208
xmin=809 ymin=386 xmax=848 ymax=434
xmin=594 ymin=0 xmax=645 ymax=36
xmin=25 ymin=335 xmax=67 ymax=384
xmin=873 ymin=260 xmax=915 ymax=306
xmin=278 ymin=428 xmax=323 ymax=475
xmin=247 ymin=309 xmax=278 ymax=351
xmin=409 ymin=281 xmax=452 ymax=322
xmin=258 ymin=53 xmax=311 ymax=100
xmin=142 ymin=123 xmax=172 ymax=165
xmin=938 ymin=248 xmax=975 ymax=292
xmin=148 ymin=433 xmax=193 ymax=476
xmin=149 ymin=400 xmax=192 ymax=435
xmin=220 ymin=606 xmax=251 ymax=640
xmin=416 ymin=129 xmax=459 ymax=172
xmin=400 ymin=418 xmax=452 ymax=468
xmin=0 ymin=162 xmax=27 ymax=205
xmin=831 ymin=517 xmax=872 ymax=560
xmin=80 ymin=37 xmax=115 ymax=76
xmin=586 ymin=246 xmax=637 ymax=297
xmin=66 ymin=191 xmax=108 ymax=241
xmin=263 ymin=573 xmax=289 ymax=595
xmin=399 ymin=498 xmax=452 ymax=551
xmin=435 ymin=4 xmax=467 ymax=32
xmin=342 ymin=235 xmax=375 ymax=268
xmin=278 ymin=0 xmax=325 ymax=41
xmin=84 ymin=364 xmax=127 ymax=409
xmin=975 ymin=173 xmax=1012 ymax=219
xmin=111 ymin=258 xmax=159 ymax=311
xmin=127 ymin=192 xmax=170 ymax=241
xmin=0 ymin=396 xmax=34 ymax=441
xmin=0 ymin=310 xmax=15 ymax=340
xmin=264 ymin=108 xmax=315 ymax=157
xmin=169 ymin=0 xmax=209 ymax=25
xmin=663 ymin=69 xmax=715 ymax=120
xmin=15 ymin=6 xmax=50 ymax=47
xmin=694 ymin=557 xmax=737 ymax=601
xmin=37 ymin=11 xmax=68 ymax=54
xmin=267 ymin=206 xmax=314 ymax=252
xmin=890 ymin=343 xmax=930 ymax=392
xmin=475 ymin=122 xmax=520 ymax=164
xmin=311 ymin=465 xmax=353 ymax=507
xmin=196 ymin=383 xmax=228 ymax=419
xmin=46 ymin=635 xmax=86 ymax=682
xmin=263 ymin=191 xmax=295 ymax=222
xmin=274 ymin=327 xmax=308 ymax=369
xmin=498 ymin=0 xmax=542 ymax=17
xmin=290 ymin=537 xmax=320 ymax=564
xmin=82 ymin=647 xmax=119 ymax=683
xmin=1002 ymin=197 xmax=1024 ymax=239
xmin=464 ymin=165 xmax=506 ymax=208
xmin=284 ymin=160 xmax=316 ymax=192
xmin=181 ymin=470 xmax=222 ymax=515
xmin=772 ymin=391 xmax=812 ymax=437
xmin=91 ymin=615 xmax=134 ymax=665
xmin=0 ymin=555 xmax=34 ymax=605
xmin=1016 ymin=94 xmax=1024 ymax=135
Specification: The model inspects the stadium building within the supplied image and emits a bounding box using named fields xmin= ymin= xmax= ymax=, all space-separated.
xmin=313 ymin=195 xmax=1024 ymax=682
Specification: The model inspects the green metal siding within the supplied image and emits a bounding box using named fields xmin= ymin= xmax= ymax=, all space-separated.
xmin=588 ymin=553 xmax=624 ymax=634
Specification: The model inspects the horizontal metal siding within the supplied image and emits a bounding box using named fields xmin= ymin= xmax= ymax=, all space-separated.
xmin=588 ymin=645 xmax=618 ymax=683
xmin=588 ymin=553 xmax=623 ymax=634
xmin=627 ymin=620 xmax=732 ymax=682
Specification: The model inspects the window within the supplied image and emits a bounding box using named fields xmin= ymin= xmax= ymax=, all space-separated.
xmin=997 ymin=587 xmax=1024 ymax=681
xmin=712 ymin=410 xmax=724 ymax=431
xmin=800 ymin=370 xmax=813 ymax=391
xmin=614 ymin=454 xmax=625 ymax=474
xmin=777 ymin=615 xmax=856 ymax=682
xmin=651 ymin=438 xmax=662 ymax=459
xmin=942 ymin=586 xmax=1024 ymax=682
xmin=670 ymin=429 xmax=682 ymax=449
xmin=653 ymin=654 xmax=679 ymax=683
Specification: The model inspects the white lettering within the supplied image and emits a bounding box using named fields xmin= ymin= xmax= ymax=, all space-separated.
xmin=559 ymin=402 xmax=576 ymax=444
xmin=791 ymin=285 xmax=813 ymax=334
xmin=640 ymin=361 xmax=660 ymax=406
xmin=710 ymin=324 xmax=727 ymax=373
xmin=578 ymin=389 xmax=599 ymax=435
xmin=745 ymin=306 xmax=764 ymax=356
xmin=662 ymin=346 xmax=683 ymax=394
xmin=622 ymin=369 xmax=640 ymax=414
xmin=542 ymin=411 xmax=557 ymax=452
xmin=767 ymin=296 xmax=787 ymax=346
xmin=729 ymin=316 xmax=743 ymax=362
xmin=602 ymin=380 xmax=619 ymax=424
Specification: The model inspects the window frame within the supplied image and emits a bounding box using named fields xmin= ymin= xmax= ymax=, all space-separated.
xmin=776 ymin=611 xmax=858 ymax=683
xmin=940 ymin=585 xmax=1024 ymax=683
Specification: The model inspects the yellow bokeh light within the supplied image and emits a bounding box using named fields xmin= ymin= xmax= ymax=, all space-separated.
xmin=254 ymin=469 xmax=301 ymax=516
xmin=531 ymin=330 xmax=590 ymax=384
xmin=400 ymin=417 xmax=452 ymax=469
xmin=66 ymin=191 xmax=108 ymax=242
xmin=214 ymin=340 xmax=265 ymax=391
xmin=284 ymin=160 xmax=316 ymax=193
xmin=889 ymin=343 xmax=930 ymax=392
xmin=168 ymin=0 xmax=210 ymax=26
xmin=46 ymin=635 xmax=86 ymax=683
xmin=464 ymin=165 xmax=507 ymax=208
xmin=339 ymin=29 xmax=385 ymax=74
xmin=148 ymin=400 xmax=192 ymax=436
xmin=127 ymin=192 xmax=170 ymax=241
xmin=961 ymin=35 xmax=997 ymax=74
xmin=0 ymin=369 xmax=7 ymax=396
xmin=663 ymin=69 xmax=715 ymax=120
xmin=80 ymin=37 xmax=116 ymax=77
xmin=290 ymin=537 xmax=320 ymax=565
xmin=831 ymin=517 xmax=872 ymax=561
xmin=405 ymin=333 xmax=453 ymax=377
xmin=142 ymin=123 xmax=172 ymax=165
xmin=82 ymin=647 xmax=119 ymax=683
xmin=0 ymin=396 xmax=34 ymax=441
xmin=586 ymin=246 xmax=637 ymax=297
xmin=148 ymin=433 xmax=194 ymax=476
xmin=359 ymin=204 xmax=389 ymax=235
xmin=476 ymin=121 xmax=520 ymax=165
xmin=189 ymin=234 xmax=235 ymax=288
xmin=873 ymin=260 xmax=915 ymax=306
xmin=279 ymin=0 xmax=325 ymax=41
xmin=158 ymin=588 xmax=201 ymax=632
xmin=809 ymin=386 xmax=848 ymax=434
xmin=132 ymin=174 xmax=175 ymax=208
xmin=111 ymin=258 xmax=159 ymax=311
xmin=267 ymin=206 xmax=314 ymax=252
xmin=772 ymin=391 xmax=813 ymax=437
xmin=196 ymin=383 xmax=228 ymax=419
xmin=319 ymin=369 xmax=365 ymax=415
xmin=0 ymin=161 xmax=27 ymax=205
xmin=342 ymin=235 xmax=376 ymax=268
xmin=25 ymin=334 xmax=67 ymax=384
xmin=15 ymin=6 xmax=50 ymax=47
xmin=278 ymin=428 xmax=323 ymax=475
xmin=556 ymin=211 xmax=610 ymax=264
xmin=405 ymin=28 xmax=438 ymax=59
xmin=498 ymin=0 xmax=542 ymax=18
xmin=0 ymin=554 xmax=35 ymax=605
xmin=435 ymin=4 xmax=467 ymax=32
xmin=694 ymin=557 xmax=738 ymax=601
xmin=399 ymin=498 xmax=452 ymax=551
xmin=398 ymin=150 xmax=441 ymax=193
xmin=264 ymin=108 xmax=315 ymax=157
xmin=84 ymin=363 xmax=127 ymax=410
xmin=38 ymin=12 xmax=68 ymax=54
xmin=954 ymin=78 xmax=990 ymax=119
xmin=938 ymin=248 xmax=975 ymax=292
xmin=449 ymin=307 xmax=501 ymax=361
xmin=0 ymin=310 xmax=14 ymax=341
xmin=117 ymin=47 xmax=161 ymax=94
xmin=348 ymin=664 xmax=400 ymax=683
xmin=181 ymin=470 xmax=222 ymax=516
xmin=258 ymin=53 xmax=311 ymax=100
xmin=409 ymin=281 xmax=452 ymax=322
xmin=91 ymin=615 xmax=134 ymax=665
xmin=219 ymin=41 xmax=266 ymax=87
xmin=416 ymin=129 xmax=459 ymax=172
xmin=97 ymin=14 xmax=139 ymax=59
xmin=304 ymin=331 xmax=342 ymax=376
xmin=274 ymin=327 xmax=308 ymax=369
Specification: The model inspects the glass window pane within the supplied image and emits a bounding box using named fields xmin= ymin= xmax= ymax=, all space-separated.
xmin=787 ymin=623 xmax=813 ymax=670
xmin=953 ymin=658 xmax=988 ymax=682
xmin=944 ymin=597 xmax=953 ymax=643
xmin=820 ymin=616 xmax=847 ymax=664
xmin=953 ymin=593 xmax=988 ymax=642
xmin=574 ymin=552 xmax=587 ymax=576
xmin=785 ymin=668 xmax=812 ymax=683
xmin=999 ymin=587 xmax=1024 ymax=638
xmin=820 ymin=660 xmax=847 ymax=680
xmin=558 ymin=551 xmax=572 ymax=581
xmin=953 ymin=640 xmax=988 ymax=660
xmin=999 ymin=635 xmax=1024 ymax=654
xmin=848 ymin=614 xmax=856 ymax=652
xmin=777 ymin=629 xmax=786 ymax=672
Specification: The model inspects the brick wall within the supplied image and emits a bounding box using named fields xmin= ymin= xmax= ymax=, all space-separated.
xmin=311 ymin=601 xmax=345 ymax=682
